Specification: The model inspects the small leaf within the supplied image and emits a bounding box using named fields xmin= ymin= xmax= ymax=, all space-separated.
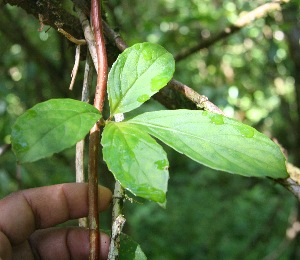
xmin=128 ymin=110 xmax=288 ymax=179
xmin=101 ymin=122 xmax=169 ymax=203
xmin=102 ymin=230 xmax=147 ymax=260
xmin=119 ymin=232 xmax=147 ymax=260
xmin=11 ymin=99 xmax=101 ymax=163
xmin=108 ymin=42 xmax=175 ymax=116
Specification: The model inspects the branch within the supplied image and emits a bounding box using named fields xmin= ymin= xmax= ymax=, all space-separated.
xmin=108 ymin=181 xmax=126 ymax=260
xmin=108 ymin=215 xmax=126 ymax=260
xmin=81 ymin=52 xmax=93 ymax=104
xmin=57 ymin=28 xmax=86 ymax=45
xmin=69 ymin=45 xmax=81 ymax=90
xmin=174 ymin=0 xmax=286 ymax=62
xmin=76 ymin=52 xmax=93 ymax=228
xmin=76 ymin=8 xmax=99 ymax=72
xmin=92 ymin=2 xmax=108 ymax=112
xmin=108 ymin=113 xmax=126 ymax=258
xmin=74 ymin=5 xmax=101 ymax=249
xmin=3 ymin=0 xmax=83 ymax=39
xmin=278 ymin=163 xmax=300 ymax=201
xmin=102 ymin=20 xmax=128 ymax=52
xmin=165 ymin=79 xmax=225 ymax=115
xmin=88 ymin=0 xmax=108 ymax=259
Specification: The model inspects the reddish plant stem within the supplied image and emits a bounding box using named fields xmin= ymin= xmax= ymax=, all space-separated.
xmin=88 ymin=129 xmax=100 ymax=260
xmin=89 ymin=0 xmax=108 ymax=259
xmin=92 ymin=0 xmax=108 ymax=112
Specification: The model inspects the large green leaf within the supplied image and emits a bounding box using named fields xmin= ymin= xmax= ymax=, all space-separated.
xmin=107 ymin=42 xmax=175 ymax=116
xmin=127 ymin=110 xmax=288 ymax=179
xmin=11 ymin=99 xmax=101 ymax=163
xmin=101 ymin=122 xmax=169 ymax=203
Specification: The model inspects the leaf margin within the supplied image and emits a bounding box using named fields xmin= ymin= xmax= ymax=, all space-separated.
xmin=11 ymin=98 xmax=101 ymax=163
xmin=127 ymin=109 xmax=288 ymax=179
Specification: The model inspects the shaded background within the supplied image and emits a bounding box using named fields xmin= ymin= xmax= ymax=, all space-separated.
xmin=1 ymin=0 xmax=300 ymax=259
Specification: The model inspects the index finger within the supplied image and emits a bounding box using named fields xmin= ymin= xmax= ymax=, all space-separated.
xmin=0 ymin=183 xmax=112 ymax=245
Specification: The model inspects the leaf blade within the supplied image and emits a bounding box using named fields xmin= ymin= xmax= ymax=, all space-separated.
xmin=108 ymin=42 xmax=175 ymax=116
xmin=119 ymin=232 xmax=147 ymax=260
xmin=101 ymin=122 xmax=169 ymax=203
xmin=127 ymin=110 xmax=288 ymax=179
xmin=102 ymin=230 xmax=147 ymax=260
xmin=11 ymin=99 xmax=101 ymax=163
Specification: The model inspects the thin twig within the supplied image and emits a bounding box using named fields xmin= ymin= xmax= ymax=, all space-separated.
xmin=69 ymin=45 xmax=81 ymax=90
xmin=108 ymin=214 xmax=126 ymax=260
xmin=57 ymin=28 xmax=86 ymax=45
xmin=174 ymin=1 xmax=285 ymax=62
xmin=76 ymin=140 xmax=87 ymax=228
xmin=107 ymin=115 xmax=125 ymax=258
xmin=88 ymin=130 xmax=100 ymax=260
xmin=102 ymin=20 xmax=128 ymax=51
xmin=108 ymin=174 xmax=126 ymax=259
xmin=111 ymin=181 xmax=125 ymax=222
xmin=76 ymin=139 xmax=85 ymax=183
xmin=277 ymin=163 xmax=300 ymax=201
xmin=76 ymin=8 xmax=99 ymax=72
xmin=91 ymin=4 xmax=108 ymax=112
xmin=168 ymin=79 xmax=225 ymax=115
xmin=234 ymin=2 xmax=281 ymax=27
xmin=76 ymin=52 xmax=93 ymax=228
xmin=273 ymin=141 xmax=300 ymax=201
xmin=76 ymin=3 xmax=107 ymax=258
xmin=81 ymin=52 xmax=93 ymax=104
xmin=88 ymin=0 xmax=108 ymax=259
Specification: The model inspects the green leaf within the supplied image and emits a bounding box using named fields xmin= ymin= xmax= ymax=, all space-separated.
xmin=119 ymin=232 xmax=147 ymax=260
xmin=107 ymin=42 xmax=175 ymax=116
xmin=101 ymin=122 xmax=169 ymax=203
xmin=127 ymin=110 xmax=288 ymax=179
xmin=11 ymin=99 xmax=101 ymax=163
xmin=102 ymin=230 xmax=147 ymax=260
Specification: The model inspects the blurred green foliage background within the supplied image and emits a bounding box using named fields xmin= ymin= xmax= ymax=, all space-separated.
xmin=1 ymin=0 xmax=300 ymax=259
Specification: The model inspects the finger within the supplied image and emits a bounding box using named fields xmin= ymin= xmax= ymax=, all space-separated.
xmin=0 ymin=183 xmax=112 ymax=245
xmin=12 ymin=228 xmax=110 ymax=260
xmin=0 ymin=231 xmax=12 ymax=260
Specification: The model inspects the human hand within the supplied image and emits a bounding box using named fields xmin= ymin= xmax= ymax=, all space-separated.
xmin=0 ymin=183 xmax=112 ymax=260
